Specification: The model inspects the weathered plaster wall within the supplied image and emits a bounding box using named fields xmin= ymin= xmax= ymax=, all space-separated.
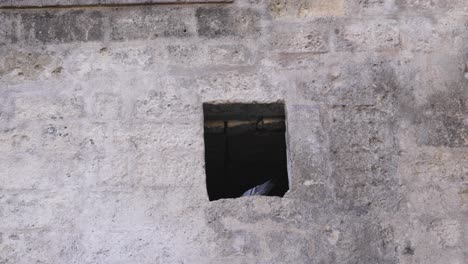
xmin=0 ymin=0 xmax=467 ymax=263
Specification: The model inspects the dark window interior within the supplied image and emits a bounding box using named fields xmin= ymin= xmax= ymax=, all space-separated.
xmin=203 ymin=103 xmax=289 ymax=201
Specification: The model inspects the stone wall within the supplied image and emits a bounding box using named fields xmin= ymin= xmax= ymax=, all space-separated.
xmin=0 ymin=0 xmax=467 ymax=263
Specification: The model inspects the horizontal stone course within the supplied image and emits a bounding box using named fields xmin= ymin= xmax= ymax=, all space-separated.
xmin=0 ymin=6 xmax=203 ymax=43
xmin=1 ymin=0 xmax=232 ymax=8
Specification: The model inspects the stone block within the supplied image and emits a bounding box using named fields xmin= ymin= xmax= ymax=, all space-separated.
xmin=0 ymin=94 xmax=12 ymax=129
xmin=38 ymin=0 xmax=63 ymax=6
xmin=123 ymin=122 xmax=203 ymax=149
xmin=398 ymin=149 xmax=467 ymax=186
xmin=5 ymin=0 xmax=36 ymax=7
xmin=270 ymin=22 xmax=330 ymax=53
xmin=78 ymin=229 xmax=165 ymax=263
xmin=286 ymin=104 xmax=330 ymax=198
xmin=399 ymin=16 xmax=437 ymax=53
xmin=417 ymin=114 xmax=468 ymax=148
xmin=328 ymin=103 xmax=399 ymax=213
xmin=0 ymin=12 xmax=18 ymax=45
xmin=266 ymin=52 xmax=324 ymax=70
xmin=335 ymin=19 xmax=400 ymax=52
xmin=110 ymin=7 xmax=194 ymax=41
xmin=0 ymin=50 xmax=62 ymax=80
xmin=395 ymin=0 xmax=467 ymax=10
xmin=399 ymin=15 xmax=467 ymax=53
xmin=134 ymin=147 xmax=203 ymax=187
xmin=406 ymin=217 xmax=462 ymax=261
xmin=0 ymin=229 xmax=80 ymax=264
xmin=345 ymin=0 xmax=397 ymax=16
xmin=166 ymin=44 xmax=204 ymax=65
xmin=0 ymin=154 xmax=70 ymax=190
xmin=328 ymin=115 xmax=395 ymax=153
xmin=19 ymin=10 xmax=104 ymax=43
xmin=195 ymin=69 xmax=269 ymax=100
xmin=0 ymin=191 xmax=77 ymax=230
xmin=428 ymin=219 xmax=462 ymax=247
xmin=39 ymin=121 xmax=97 ymax=158
xmin=414 ymin=84 xmax=468 ymax=148
xmin=293 ymin=67 xmax=332 ymax=101
xmin=329 ymin=64 xmax=399 ymax=107
xmin=332 ymin=149 xmax=397 ymax=190
xmin=77 ymin=190 xmax=207 ymax=263
xmin=77 ymin=216 xmax=209 ymax=264
xmin=196 ymin=7 xmax=260 ymax=39
xmin=96 ymin=139 xmax=136 ymax=188
xmin=334 ymin=220 xmax=397 ymax=264
xmin=269 ymin=0 xmax=345 ymax=18
xmin=328 ymin=106 xmax=397 ymax=148
xmin=0 ymin=122 xmax=98 ymax=189
xmin=264 ymin=231 xmax=314 ymax=263
xmin=207 ymin=44 xmax=253 ymax=65
xmin=109 ymin=46 xmax=160 ymax=67
xmin=93 ymin=93 xmax=122 ymax=120
xmin=0 ymin=125 xmax=33 ymax=155
xmin=134 ymin=89 xmax=200 ymax=123
xmin=78 ymin=189 xmax=201 ymax=232
xmin=13 ymin=96 xmax=84 ymax=123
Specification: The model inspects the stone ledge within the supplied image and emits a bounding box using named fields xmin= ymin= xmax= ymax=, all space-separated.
xmin=1 ymin=0 xmax=233 ymax=8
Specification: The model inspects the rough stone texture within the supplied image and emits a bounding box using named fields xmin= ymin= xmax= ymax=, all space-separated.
xmin=0 ymin=0 xmax=467 ymax=263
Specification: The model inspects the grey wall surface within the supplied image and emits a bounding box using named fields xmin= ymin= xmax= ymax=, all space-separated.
xmin=0 ymin=0 xmax=467 ymax=263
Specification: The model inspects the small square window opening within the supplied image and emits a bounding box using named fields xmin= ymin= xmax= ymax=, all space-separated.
xmin=203 ymin=103 xmax=289 ymax=201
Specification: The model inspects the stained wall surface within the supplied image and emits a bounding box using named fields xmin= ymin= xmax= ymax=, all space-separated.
xmin=0 ymin=0 xmax=467 ymax=263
